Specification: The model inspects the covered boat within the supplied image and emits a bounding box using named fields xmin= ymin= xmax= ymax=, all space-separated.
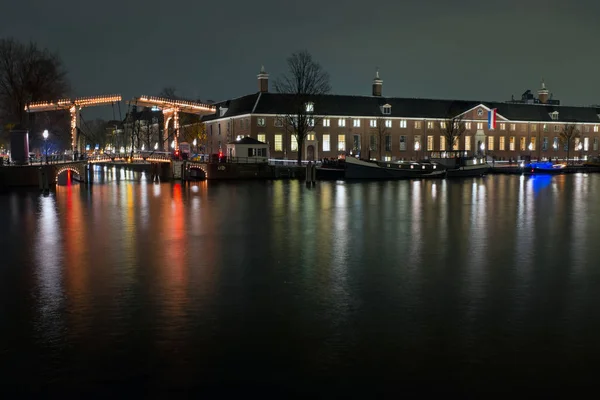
xmin=429 ymin=151 xmax=490 ymax=178
xmin=344 ymin=156 xmax=444 ymax=180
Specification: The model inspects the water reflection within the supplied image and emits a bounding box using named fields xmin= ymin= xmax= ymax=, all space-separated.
xmin=2 ymin=174 xmax=600 ymax=393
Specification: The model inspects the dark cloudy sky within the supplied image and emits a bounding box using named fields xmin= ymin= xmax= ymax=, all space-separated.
xmin=2 ymin=0 xmax=599 ymax=119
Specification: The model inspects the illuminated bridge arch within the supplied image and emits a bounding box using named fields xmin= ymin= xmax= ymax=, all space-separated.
xmin=55 ymin=166 xmax=82 ymax=182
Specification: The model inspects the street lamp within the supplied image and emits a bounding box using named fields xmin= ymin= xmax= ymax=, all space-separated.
xmin=171 ymin=140 xmax=175 ymax=149
xmin=193 ymin=138 xmax=197 ymax=153
xmin=154 ymin=142 xmax=159 ymax=150
xmin=42 ymin=129 xmax=49 ymax=164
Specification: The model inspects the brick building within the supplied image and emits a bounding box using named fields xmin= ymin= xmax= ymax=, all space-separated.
xmin=203 ymin=68 xmax=600 ymax=162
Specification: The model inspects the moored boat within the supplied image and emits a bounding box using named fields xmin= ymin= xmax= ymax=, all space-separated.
xmin=520 ymin=160 xmax=566 ymax=174
xmin=429 ymin=151 xmax=490 ymax=178
xmin=344 ymin=156 xmax=444 ymax=180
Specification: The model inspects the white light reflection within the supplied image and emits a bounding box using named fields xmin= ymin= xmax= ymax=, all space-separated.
xmin=153 ymin=183 xmax=161 ymax=197
xmin=34 ymin=195 xmax=65 ymax=336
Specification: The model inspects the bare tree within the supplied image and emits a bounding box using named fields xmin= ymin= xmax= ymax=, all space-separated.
xmin=438 ymin=110 xmax=466 ymax=155
xmin=0 ymin=38 xmax=69 ymax=130
xmin=159 ymin=87 xmax=177 ymax=99
xmin=274 ymin=50 xmax=331 ymax=164
xmin=375 ymin=117 xmax=389 ymax=160
xmin=560 ymin=124 xmax=580 ymax=165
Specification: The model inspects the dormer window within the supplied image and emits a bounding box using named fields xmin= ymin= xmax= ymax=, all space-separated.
xmin=381 ymin=104 xmax=392 ymax=115
xmin=305 ymin=102 xmax=314 ymax=112
xmin=550 ymin=111 xmax=559 ymax=121
xmin=219 ymin=107 xmax=228 ymax=117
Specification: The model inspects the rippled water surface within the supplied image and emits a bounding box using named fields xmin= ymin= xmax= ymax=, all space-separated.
xmin=2 ymin=174 xmax=600 ymax=396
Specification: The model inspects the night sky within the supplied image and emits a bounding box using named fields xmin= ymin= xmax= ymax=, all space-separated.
xmin=2 ymin=0 xmax=599 ymax=119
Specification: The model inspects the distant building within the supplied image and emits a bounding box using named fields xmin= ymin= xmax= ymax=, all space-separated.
xmin=202 ymin=69 xmax=600 ymax=161
xmin=508 ymin=80 xmax=560 ymax=105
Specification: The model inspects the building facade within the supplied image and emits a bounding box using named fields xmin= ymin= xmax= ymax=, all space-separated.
xmin=203 ymin=69 xmax=600 ymax=162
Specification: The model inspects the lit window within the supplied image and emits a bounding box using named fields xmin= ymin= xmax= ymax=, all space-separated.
xmin=370 ymin=119 xmax=377 ymax=128
xmin=353 ymin=135 xmax=360 ymax=151
xmin=399 ymin=135 xmax=407 ymax=151
xmin=427 ymin=121 xmax=434 ymax=129
xmin=543 ymin=124 xmax=548 ymax=132
xmin=414 ymin=135 xmax=421 ymax=151
xmin=385 ymin=135 xmax=392 ymax=152
xmin=553 ymin=137 xmax=559 ymax=150
xmin=542 ymin=137 xmax=548 ymax=151
xmin=400 ymin=120 xmax=407 ymax=128
xmin=500 ymin=123 xmax=506 ymax=130
xmin=290 ymin=136 xmax=298 ymax=151
xmin=554 ymin=125 xmax=560 ymax=132
xmin=385 ymin=120 xmax=392 ymax=128
xmin=323 ymin=134 xmax=330 ymax=152
xmin=519 ymin=137 xmax=526 ymax=151
xmin=465 ymin=136 xmax=471 ymax=151
xmin=427 ymin=135 xmax=434 ymax=151
xmin=353 ymin=119 xmax=361 ymax=127
xmin=338 ymin=119 xmax=346 ymax=127
xmin=595 ymin=126 xmax=599 ymax=132
xmin=274 ymin=135 xmax=283 ymax=151
xmin=465 ymin=122 xmax=472 ymax=130
xmin=499 ymin=136 xmax=505 ymax=151
xmin=531 ymin=124 xmax=537 ymax=132
xmin=477 ymin=122 xmax=483 ymax=130
xmin=487 ymin=136 xmax=494 ymax=151
xmin=382 ymin=105 xmax=391 ymax=115
xmin=452 ymin=137 xmax=459 ymax=151
xmin=510 ymin=124 xmax=516 ymax=131
xmin=509 ymin=136 xmax=515 ymax=151
xmin=308 ymin=118 xmax=314 ymax=127
xmin=257 ymin=134 xmax=266 ymax=143
xmin=323 ymin=118 xmax=330 ymax=127
xmin=305 ymin=102 xmax=314 ymax=112
xmin=307 ymin=134 xmax=315 ymax=141
xmin=369 ymin=135 xmax=377 ymax=151
xmin=338 ymin=135 xmax=346 ymax=151
xmin=584 ymin=137 xmax=589 ymax=151
xmin=439 ymin=136 xmax=446 ymax=151
xmin=257 ymin=117 xmax=265 ymax=127
xmin=274 ymin=118 xmax=283 ymax=127
xmin=594 ymin=137 xmax=599 ymax=151
xmin=440 ymin=122 xmax=447 ymax=129
xmin=530 ymin=137 xmax=536 ymax=151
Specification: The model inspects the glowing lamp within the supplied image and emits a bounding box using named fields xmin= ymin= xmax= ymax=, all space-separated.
xmin=42 ymin=129 xmax=49 ymax=139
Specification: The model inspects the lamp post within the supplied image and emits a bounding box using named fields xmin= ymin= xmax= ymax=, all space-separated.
xmin=193 ymin=138 xmax=197 ymax=154
xmin=528 ymin=142 xmax=533 ymax=161
xmin=42 ymin=129 xmax=49 ymax=164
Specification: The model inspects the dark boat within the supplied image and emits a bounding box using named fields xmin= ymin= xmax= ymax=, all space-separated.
xmin=520 ymin=161 xmax=566 ymax=175
xmin=316 ymin=159 xmax=345 ymax=180
xmin=429 ymin=151 xmax=490 ymax=178
xmin=344 ymin=156 xmax=445 ymax=180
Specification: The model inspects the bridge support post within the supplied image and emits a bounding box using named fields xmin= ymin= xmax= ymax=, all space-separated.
xmin=38 ymin=166 xmax=50 ymax=193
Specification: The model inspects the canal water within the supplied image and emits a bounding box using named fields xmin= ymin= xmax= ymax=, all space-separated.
xmin=1 ymin=174 xmax=600 ymax=396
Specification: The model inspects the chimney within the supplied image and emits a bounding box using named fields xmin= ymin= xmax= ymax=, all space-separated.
xmin=372 ymin=68 xmax=383 ymax=97
xmin=538 ymin=78 xmax=549 ymax=104
xmin=257 ymin=65 xmax=269 ymax=93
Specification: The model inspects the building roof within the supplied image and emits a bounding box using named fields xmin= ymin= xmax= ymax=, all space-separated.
xmin=228 ymin=136 xmax=266 ymax=145
xmin=202 ymin=92 xmax=600 ymax=123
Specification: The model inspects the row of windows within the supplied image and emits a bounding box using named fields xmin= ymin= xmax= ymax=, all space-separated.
xmin=260 ymin=133 xmax=600 ymax=153
xmin=251 ymin=117 xmax=600 ymax=132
